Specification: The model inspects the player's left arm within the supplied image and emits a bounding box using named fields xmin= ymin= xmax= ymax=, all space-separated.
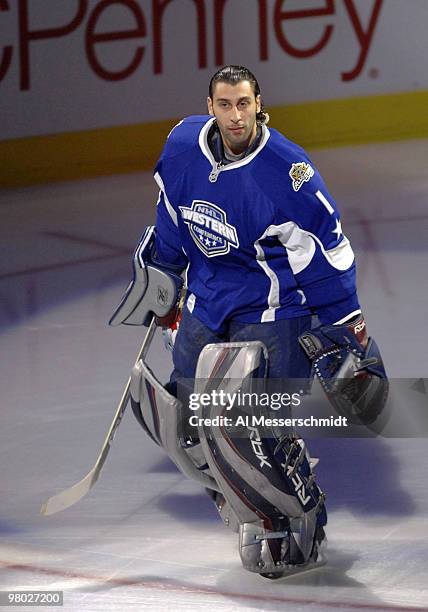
xmin=285 ymin=162 xmax=362 ymax=331
xmin=285 ymin=163 xmax=388 ymax=419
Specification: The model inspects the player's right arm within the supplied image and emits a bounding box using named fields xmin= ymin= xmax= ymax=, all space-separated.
xmin=151 ymin=120 xmax=193 ymax=271
xmin=154 ymin=185 xmax=188 ymax=270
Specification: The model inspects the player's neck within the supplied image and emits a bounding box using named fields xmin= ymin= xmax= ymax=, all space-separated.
xmin=222 ymin=128 xmax=257 ymax=158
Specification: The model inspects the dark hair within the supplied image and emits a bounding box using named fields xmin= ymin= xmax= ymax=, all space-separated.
xmin=209 ymin=65 xmax=268 ymax=124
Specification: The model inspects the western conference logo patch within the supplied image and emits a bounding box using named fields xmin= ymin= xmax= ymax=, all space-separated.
xmin=289 ymin=161 xmax=314 ymax=192
xmin=179 ymin=200 xmax=239 ymax=257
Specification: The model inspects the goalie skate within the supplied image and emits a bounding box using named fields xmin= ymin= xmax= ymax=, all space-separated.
xmin=258 ymin=525 xmax=327 ymax=580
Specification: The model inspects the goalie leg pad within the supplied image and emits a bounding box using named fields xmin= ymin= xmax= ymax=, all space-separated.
xmin=194 ymin=342 xmax=326 ymax=576
xmin=130 ymin=357 xmax=219 ymax=492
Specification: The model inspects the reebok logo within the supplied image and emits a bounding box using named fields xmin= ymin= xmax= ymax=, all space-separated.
xmin=248 ymin=426 xmax=272 ymax=469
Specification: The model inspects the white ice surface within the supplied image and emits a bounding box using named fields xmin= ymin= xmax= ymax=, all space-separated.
xmin=1 ymin=139 xmax=428 ymax=611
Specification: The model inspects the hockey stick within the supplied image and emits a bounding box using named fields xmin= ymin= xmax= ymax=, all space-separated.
xmin=40 ymin=318 xmax=157 ymax=516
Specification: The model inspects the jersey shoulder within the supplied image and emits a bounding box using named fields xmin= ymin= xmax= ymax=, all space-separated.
xmin=262 ymin=127 xmax=324 ymax=195
xmin=160 ymin=115 xmax=211 ymax=160
xmin=265 ymin=127 xmax=311 ymax=165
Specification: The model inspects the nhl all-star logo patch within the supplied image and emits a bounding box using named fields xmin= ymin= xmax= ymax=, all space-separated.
xmin=289 ymin=161 xmax=314 ymax=192
xmin=179 ymin=200 xmax=239 ymax=257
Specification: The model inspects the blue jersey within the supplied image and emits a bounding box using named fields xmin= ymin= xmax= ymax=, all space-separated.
xmin=153 ymin=115 xmax=360 ymax=333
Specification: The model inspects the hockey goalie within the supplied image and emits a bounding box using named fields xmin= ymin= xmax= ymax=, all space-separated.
xmin=107 ymin=65 xmax=388 ymax=578
xmin=108 ymin=223 xmax=388 ymax=579
xmin=40 ymin=67 xmax=388 ymax=578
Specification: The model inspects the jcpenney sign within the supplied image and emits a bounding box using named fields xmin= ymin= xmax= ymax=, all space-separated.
xmin=1 ymin=0 xmax=384 ymax=91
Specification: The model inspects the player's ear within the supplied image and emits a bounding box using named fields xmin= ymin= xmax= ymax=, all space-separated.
xmin=207 ymin=96 xmax=214 ymax=116
xmin=256 ymin=94 xmax=261 ymax=114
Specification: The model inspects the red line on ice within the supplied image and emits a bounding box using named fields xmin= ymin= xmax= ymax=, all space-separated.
xmin=0 ymin=560 xmax=426 ymax=611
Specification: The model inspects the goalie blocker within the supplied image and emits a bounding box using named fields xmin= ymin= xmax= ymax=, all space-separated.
xmin=109 ymin=225 xmax=183 ymax=327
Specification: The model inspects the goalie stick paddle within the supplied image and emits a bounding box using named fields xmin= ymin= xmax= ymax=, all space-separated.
xmin=40 ymin=318 xmax=157 ymax=516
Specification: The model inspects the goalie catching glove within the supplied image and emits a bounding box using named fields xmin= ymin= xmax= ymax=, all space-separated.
xmin=299 ymin=315 xmax=388 ymax=425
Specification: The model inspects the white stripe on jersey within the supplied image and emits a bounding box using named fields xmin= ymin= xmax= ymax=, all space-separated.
xmin=274 ymin=222 xmax=354 ymax=273
xmin=254 ymin=220 xmax=355 ymax=321
xmin=322 ymin=235 xmax=355 ymax=270
xmin=315 ymin=190 xmax=335 ymax=215
xmin=254 ymin=237 xmax=280 ymax=322
xmin=154 ymin=171 xmax=178 ymax=226
xmin=334 ymin=309 xmax=362 ymax=325
xmin=277 ymin=222 xmax=317 ymax=274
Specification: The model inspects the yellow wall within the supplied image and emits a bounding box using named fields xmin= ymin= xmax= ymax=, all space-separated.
xmin=1 ymin=90 xmax=427 ymax=188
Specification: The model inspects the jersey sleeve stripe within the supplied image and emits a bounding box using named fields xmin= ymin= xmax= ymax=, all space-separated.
xmin=254 ymin=236 xmax=281 ymax=322
xmin=154 ymin=171 xmax=178 ymax=226
xmin=334 ymin=309 xmax=362 ymax=325
xmin=277 ymin=223 xmax=355 ymax=273
xmin=315 ymin=190 xmax=335 ymax=215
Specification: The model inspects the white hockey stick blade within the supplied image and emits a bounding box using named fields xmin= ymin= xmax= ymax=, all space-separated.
xmin=40 ymin=387 xmax=128 ymax=517
xmin=40 ymin=319 xmax=157 ymax=516
xmin=40 ymin=467 xmax=99 ymax=516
